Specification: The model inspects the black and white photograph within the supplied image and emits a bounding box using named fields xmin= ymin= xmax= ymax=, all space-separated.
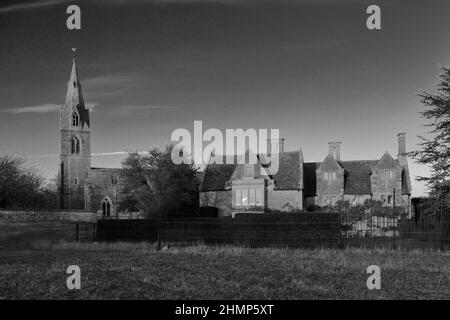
xmin=0 ymin=0 xmax=449 ymax=306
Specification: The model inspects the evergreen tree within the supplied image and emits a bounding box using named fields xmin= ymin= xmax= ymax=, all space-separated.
xmin=410 ymin=67 xmax=450 ymax=207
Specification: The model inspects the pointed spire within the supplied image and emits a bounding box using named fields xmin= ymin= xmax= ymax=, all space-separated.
xmin=69 ymin=48 xmax=80 ymax=89
xmin=65 ymin=49 xmax=90 ymax=129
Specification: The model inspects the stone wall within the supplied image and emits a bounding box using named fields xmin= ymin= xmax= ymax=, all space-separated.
xmin=0 ymin=210 xmax=101 ymax=222
xmin=86 ymin=168 xmax=123 ymax=214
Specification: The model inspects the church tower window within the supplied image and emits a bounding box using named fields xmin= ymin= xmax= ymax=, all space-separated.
xmin=72 ymin=111 xmax=80 ymax=127
xmin=71 ymin=136 xmax=81 ymax=155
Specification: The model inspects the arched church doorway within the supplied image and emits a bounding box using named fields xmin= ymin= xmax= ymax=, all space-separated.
xmin=102 ymin=198 xmax=112 ymax=217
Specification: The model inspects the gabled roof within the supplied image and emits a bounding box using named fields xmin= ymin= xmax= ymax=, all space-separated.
xmin=200 ymin=151 xmax=303 ymax=192
xmin=304 ymin=160 xmax=379 ymax=195
xmin=374 ymin=151 xmax=396 ymax=169
xmin=272 ymin=151 xmax=303 ymax=190
xmin=305 ymin=157 xmax=412 ymax=196
xmin=319 ymin=153 xmax=343 ymax=171
xmin=341 ymin=160 xmax=378 ymax=195
xmin=200 ymin=162 xmax=237 ymax=191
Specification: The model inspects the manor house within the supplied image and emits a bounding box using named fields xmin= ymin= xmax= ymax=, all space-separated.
xmin=59 ymin=56 xmax=412 ymax=216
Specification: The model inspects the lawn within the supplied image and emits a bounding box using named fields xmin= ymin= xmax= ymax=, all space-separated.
xmin=0 ymin=221 xmax=449 ymax=299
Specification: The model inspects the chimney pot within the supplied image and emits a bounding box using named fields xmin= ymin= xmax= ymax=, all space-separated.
xmin=328 ymin=141 xmax=342 ymax=160
xmin=398 ymin=133 xmax=406 ymax=156
xmin=267 ymin=138 xmax=285 ymax=154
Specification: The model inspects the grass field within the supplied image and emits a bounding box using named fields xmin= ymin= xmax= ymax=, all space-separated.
xmin=0 ymin=221 xmax=449 ymax=299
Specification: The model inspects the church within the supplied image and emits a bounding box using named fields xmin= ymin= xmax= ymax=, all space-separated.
xmin=59 ymin=55 xmax=122 ymax=216
xmin=59 ymin=56 xmax=412 ymax=217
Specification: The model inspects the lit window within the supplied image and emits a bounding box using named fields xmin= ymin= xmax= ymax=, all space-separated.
xmin=249 ymin=188 xmax=256 ymax=206
xmin=235 ymin=187 xmax=264 ymax=209
xmin=235 ymin=189 xmax=242 ymax=207
xmin=255 ymin=188 xmax=263 ymax=206
xmin=242 ymin=189 xmax=248 ymax=206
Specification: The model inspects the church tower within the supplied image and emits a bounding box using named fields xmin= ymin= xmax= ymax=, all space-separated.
xmin=59 ymin=51 xmax=91 ymax=210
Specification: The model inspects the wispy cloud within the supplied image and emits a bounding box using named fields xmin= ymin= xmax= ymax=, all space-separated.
xmin=115 ymin=105 xmax=182 ymax=116
xmin=0 ymin=0 xmax=374 ymax=13
xmin=83 ymin=74 xmax=147 ymax=99
xmin=0 ymin=0 xmax=69 ymax=13
xmin=2 ymin=103 xmax=60 ymax=114
xmin=91 ymin=151 xmax=128 ymax=156
xmin=119 ymin=105 xmax=181 ymax=110
xmin=92 ymin=151 xmax=150 ymax=157
xmin=84 ymin=74 xmax=145 ymax=87
xmin=22 ymin=151 xmax=132 ymax=159
xmin=2 ymin=102 xmax=98 ymax=114
xmin=22 ymin=153 xmax=59 ymax=159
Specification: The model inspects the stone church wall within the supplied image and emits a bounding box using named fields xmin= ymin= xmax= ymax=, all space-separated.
xmin=86 ymin=168 xmax=123 ymax=214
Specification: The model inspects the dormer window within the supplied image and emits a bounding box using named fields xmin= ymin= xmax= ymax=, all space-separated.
xmin=72 ymin=111 xmax=80 ymax=127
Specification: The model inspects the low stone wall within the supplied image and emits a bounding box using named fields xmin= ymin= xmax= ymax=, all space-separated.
xmin=0 ymin=210 xmax=101 ymax=222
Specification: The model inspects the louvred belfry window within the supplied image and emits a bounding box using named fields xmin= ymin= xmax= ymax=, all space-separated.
xmin=72 ymin=111 xmax=80 ymax=127
xmin=71 ymin=136 xmax=81 ymax=155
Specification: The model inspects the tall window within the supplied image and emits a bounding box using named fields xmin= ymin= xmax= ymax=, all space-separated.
xmin=235 ymin=187 xmax=264 ymax=209
xmin=102 ymin=198 xmax=111 ymax=217
xmin=71 ymin=136 xmax=81 ymax=154
xmin=72 ymin=111 xmax=79 ymax=127
xmin=381 ymin=170 xmax=394 ymax=188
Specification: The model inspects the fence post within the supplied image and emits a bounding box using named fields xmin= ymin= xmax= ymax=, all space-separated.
xmin=157 ymin=218 xmax=161 ymax=250
xmin=338 ymin=211 xmax=343 ymax=248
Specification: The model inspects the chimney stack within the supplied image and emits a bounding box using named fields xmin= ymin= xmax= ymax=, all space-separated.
xmin=328 ymin=141 xmax=341 ymax=160
xmin=397 ymin=133 xmax=406 ymax=156
xmin=267 ymin=138 xmax=285 ymax=154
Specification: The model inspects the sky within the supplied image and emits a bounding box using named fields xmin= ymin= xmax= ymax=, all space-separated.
xmin=1 ymin=0 xmax=450 ymax=197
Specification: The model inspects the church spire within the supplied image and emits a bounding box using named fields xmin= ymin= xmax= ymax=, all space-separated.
xmin=65 ymin=48 xmax=90 ymax=129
